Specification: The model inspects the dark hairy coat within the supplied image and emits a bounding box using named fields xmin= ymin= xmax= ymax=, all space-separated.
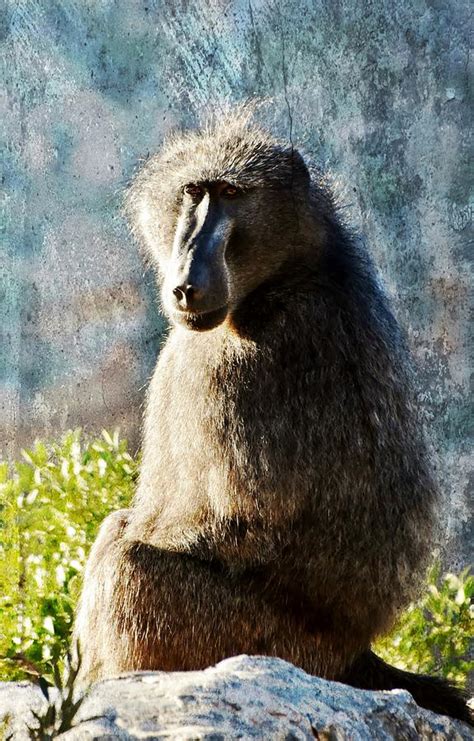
xmin=74 ymin=111 xmax=471 ymax=724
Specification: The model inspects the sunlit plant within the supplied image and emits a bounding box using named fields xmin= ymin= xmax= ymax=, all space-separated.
xmin=0 ymin=430 xmax=137 ymax=681
xmin=376 ymin=565 xmax=473 ymax=688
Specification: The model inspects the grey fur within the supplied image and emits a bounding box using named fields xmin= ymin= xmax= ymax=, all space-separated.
xmin=75 ymin=111 xmax=471 ymax=724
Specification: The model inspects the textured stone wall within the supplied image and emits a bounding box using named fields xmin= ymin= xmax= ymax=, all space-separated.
xmin=1 ymin=1 xmax=471 ymax=563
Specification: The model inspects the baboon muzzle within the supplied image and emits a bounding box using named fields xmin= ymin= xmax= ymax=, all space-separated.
xmin=169 ymin=200 xmax=232 ymax=328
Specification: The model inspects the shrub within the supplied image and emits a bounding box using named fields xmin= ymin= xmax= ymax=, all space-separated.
xmin=0 ymin=430 xmax=136 ymax=681
xmin=375 ymin=565 xmax=473 ymax=688
xmin=0 ymin=430 xmax=472 ymax=688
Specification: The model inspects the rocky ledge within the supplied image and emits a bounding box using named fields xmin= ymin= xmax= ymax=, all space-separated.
xmin=0 ymin=655 xmax=472 ymax=740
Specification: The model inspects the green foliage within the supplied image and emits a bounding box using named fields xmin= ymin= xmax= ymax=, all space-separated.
xmin=0 ymin=429 xmax=472 ymax=691
xmin=376 ymin=566 xmax=473 ymax=688
xmin=0 ymin=430 xmax=137 ymax=683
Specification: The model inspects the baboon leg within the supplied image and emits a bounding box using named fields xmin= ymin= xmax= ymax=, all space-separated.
xmin=75 ymin=513 xmax=351 ymax=684
xmin=74 ymin=509 xmax=131 ymax=681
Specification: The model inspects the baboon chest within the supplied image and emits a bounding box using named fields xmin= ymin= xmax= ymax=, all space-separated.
xmin=157 ymin=326 xmax=318 ymax=519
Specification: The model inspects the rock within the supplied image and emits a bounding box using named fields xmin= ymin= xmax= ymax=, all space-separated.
xmin=0 ymin=656 xmax=471 ymax=740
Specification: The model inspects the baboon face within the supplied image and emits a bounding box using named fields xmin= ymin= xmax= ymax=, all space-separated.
xmin=128 ymin=123 xmax=311 ymax=331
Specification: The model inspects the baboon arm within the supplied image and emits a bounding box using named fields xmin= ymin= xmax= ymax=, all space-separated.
xmin=75 ymin=512 xmax=349 ymax=683
xmin=126 ymin=490 xmax=293 ymax=569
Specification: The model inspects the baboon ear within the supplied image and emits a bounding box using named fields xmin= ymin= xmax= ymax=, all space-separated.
xmin=289 ymin=149 xmax=311 ymax=186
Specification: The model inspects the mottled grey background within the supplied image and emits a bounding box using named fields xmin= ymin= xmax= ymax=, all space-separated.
xmin=1 ymin=1 xmax=472 ymax=564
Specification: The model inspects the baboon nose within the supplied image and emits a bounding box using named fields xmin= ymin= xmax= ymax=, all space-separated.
xmin=172 ymin=283 xmax=203 ymax=310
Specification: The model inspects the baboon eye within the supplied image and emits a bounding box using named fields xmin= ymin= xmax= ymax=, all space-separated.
xmin=221 ymin=184 xmax=241 ymax=198
xmin=184 ymin=183 xmax=203 ymax=199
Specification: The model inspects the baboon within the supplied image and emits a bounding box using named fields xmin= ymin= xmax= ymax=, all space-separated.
xmin=75 ymin=110 xmax=471 ymax=724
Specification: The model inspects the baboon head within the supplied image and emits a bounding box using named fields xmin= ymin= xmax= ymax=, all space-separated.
xmin=126 ymin=112 xmax=318 ymax=331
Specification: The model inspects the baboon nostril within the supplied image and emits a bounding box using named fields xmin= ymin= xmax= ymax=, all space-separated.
xmin=173 ymin=286 xmax=185 ymax=301
xmin=184 ymin=285 xmax=195 ymax=300
xmin=173 ymin=284 xmax=198 ymax=306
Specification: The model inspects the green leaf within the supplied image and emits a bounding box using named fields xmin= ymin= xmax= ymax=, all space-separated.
xmin=38 ymin=676 xmax=50 ymax=700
